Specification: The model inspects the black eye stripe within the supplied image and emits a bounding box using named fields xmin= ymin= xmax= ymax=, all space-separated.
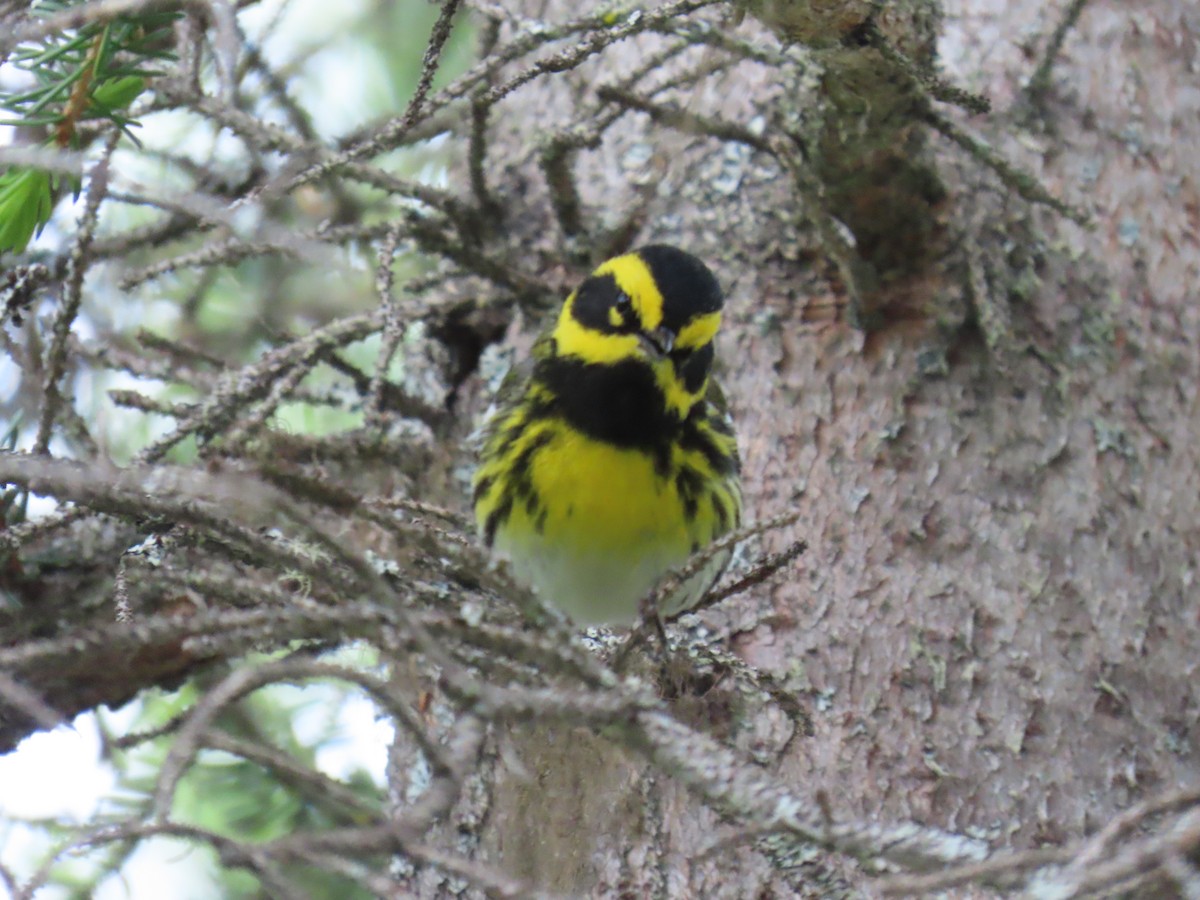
xmin=570 ymin=275 xmax=645 ymax=335
xmin=571 ymin=274 xmax=621 ymax=332
xmin=613 ymin=292 xmax=637 ymax=331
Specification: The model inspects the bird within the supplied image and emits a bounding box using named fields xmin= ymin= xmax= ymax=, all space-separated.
xmin=472 ymin=245 xmax=742 ymax=626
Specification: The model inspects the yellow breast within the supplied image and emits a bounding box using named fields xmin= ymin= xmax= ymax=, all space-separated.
xmin=478 ymin=422 xmax=722 ymax=624
xmin=528 ymin=427 xmax=693 ymax=554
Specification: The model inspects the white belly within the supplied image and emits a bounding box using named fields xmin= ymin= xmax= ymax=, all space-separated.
xmin=495 ymin=530 xmax=726 ymax=625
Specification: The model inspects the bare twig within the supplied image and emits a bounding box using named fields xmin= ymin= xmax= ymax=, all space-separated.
xmin=0 ymin=672 xmax=67 ymax=731
xmin=367 ymin=226 xmax=406 ymax=426
xmin=34 ymin=131 xmax=119 ymax=454
xmin=1026 ymin=0 xmax=1093 ymax=101
xmin=400 ymin=0 xmax=463 ymax=130
xmin=923 ymin=105 xmax=1090 ymax=225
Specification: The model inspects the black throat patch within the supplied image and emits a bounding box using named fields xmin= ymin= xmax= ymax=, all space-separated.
xmin=534 ymin=356 xmax=679 ymax=456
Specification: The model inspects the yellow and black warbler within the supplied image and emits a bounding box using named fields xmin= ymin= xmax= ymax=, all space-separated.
xmin=473 ymin=245 xmax=742 ymax=625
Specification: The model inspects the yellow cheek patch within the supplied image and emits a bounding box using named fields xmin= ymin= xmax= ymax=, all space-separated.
xmin=595 ymin=254 xmax=664 ymax=330
xmin=676 ymin=312 xmax=721 ymax=350
xmin=654 ymin=358 xmax=708 ymax=418
xmin=608 ymin=306 xmax=624 ymax=329
xmin=555 ymin=300 xmax=640 ymax=363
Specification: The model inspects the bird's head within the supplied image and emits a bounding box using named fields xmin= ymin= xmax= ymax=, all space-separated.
xmin=553 ymin=245 xmax=725 ymax=417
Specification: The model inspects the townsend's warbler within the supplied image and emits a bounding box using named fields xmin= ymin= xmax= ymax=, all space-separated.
xmin=473 ymin=245 xmax=741 ymax=625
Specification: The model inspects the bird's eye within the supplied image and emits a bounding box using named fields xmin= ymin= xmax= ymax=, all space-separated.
xmin=614 ymin=293 xmax=633 ymax=318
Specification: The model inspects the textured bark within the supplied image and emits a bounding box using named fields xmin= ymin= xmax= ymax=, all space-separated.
xmin=464 ymin=0 xmax=1200 ymax=894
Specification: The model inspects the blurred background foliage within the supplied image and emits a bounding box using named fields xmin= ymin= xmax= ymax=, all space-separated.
xmin=0 ymin=1 xmax=475 ymax=896
xmin=2 ymin=0 xmax=475 ymax=467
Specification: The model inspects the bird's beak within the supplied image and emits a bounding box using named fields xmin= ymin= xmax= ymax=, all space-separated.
xmin=639 ymin=325 xmax=675 ymax=358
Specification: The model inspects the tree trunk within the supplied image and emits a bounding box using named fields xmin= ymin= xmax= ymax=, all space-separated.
xmin=459 ymin=0 xmax=1200 ymax=894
